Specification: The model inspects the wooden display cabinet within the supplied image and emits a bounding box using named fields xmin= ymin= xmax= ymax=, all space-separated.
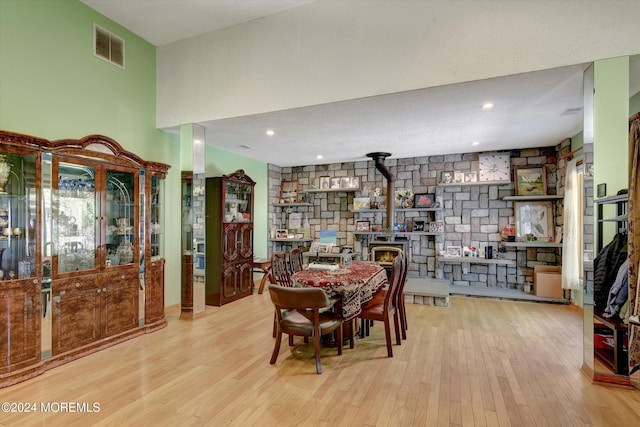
xmin=0 ymin=131 xmax=169 ymax=388
xmin=205 ymin=170 xmax=255 ymax=305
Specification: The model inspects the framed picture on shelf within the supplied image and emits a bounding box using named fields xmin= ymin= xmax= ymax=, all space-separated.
xmin=429 ymin=221 xmax=443 ymax=233
xmin=280 ymin=180 xmax=299 ymax=203
xmin=453 ymin=172 xmax=465 ymax=184
xmin=318 ymin=243 xmax=331 ymax=253
xmin=353 ymin=197 xmax=370 ymax=211
xmin=356 ymin=220 xmax=371 ymax=231
xmin=441 ymin=171 xmax=453 ymax=184
xmin=446 ymin=246 xmax=463 ymax=257
xmin=514 ymin=166 xmax=547 ymax=196
xmin=465 ymin=171 xmax=478 ymax=183
xmin=288 ymin=212 xmax=302 ymax=229
xmin=340 ymin=177 xmax=351 ymax=189
xmin=412 ymin=220 xmax=425 ymax=231
xmin=309 ymin=241 xmax=320 ymax=253
xmin=514 ymin=201 xmax=554 ymax=242
xmin=319 ymin=176 xmax=330 ymax=190
xmin=275 ymin=229 xmax=288 ymax=239
xmin=413 ymin=193 xmax=435 ymax=208
xmin=350 ymin=177 xmax=360 ymax=189
xmin=331 ymin=245 xmax=342 ymax=254
xmin=309 ymin=177 xmax=319 ymax=190
xmin=330 ymin=177 xmax=341 ymax=189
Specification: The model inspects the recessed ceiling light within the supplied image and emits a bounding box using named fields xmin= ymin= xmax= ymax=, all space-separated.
xmin=194 ymin=139 xmax=202 ymax=144
xmin=482 ymin=102 xmax=494 ymax=110
xmin=266 ymin=129 xmax=275 ymax=136
xmin=316 ymin=155 xmax=323 ymax=160
xmin=472 ymin=141 xmax=480 ymax=146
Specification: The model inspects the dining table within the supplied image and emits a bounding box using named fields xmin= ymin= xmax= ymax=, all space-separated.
xmin=290 ymin=261 xmax=387 ymax=321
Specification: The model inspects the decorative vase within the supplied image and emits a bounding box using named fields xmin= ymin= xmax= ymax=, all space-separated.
xmin=0 ymin=154 xmax=11 ymax=194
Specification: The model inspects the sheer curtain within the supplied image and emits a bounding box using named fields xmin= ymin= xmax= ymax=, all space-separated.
xmin=562 ymin=159 xmax=581 ymax=290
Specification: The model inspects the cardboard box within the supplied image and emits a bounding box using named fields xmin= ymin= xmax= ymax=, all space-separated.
xmin=534 ymin=265 xmax=563 ymax=298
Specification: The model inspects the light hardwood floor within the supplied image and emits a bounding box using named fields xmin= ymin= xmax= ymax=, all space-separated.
xmin=2 ymin=293 xmax=640 ymax=426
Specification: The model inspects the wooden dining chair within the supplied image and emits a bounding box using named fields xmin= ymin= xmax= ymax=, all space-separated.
xmin=289 ymin=248 xmax=304 ymax=274
xmin=269 ymin=284 xmax=343 ymax=374
xmin=271 ymin=251 xmax=292 ymax=286
xmin=358 ymin=255 xmax=403 ymax=357
xmin=396 ymin=251 xmax=409 ymax=339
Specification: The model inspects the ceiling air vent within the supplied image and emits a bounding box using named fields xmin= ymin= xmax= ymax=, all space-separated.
xmin=238 ymin=145 xmax=253 ymax=150
xmin=93 ymin=24 xmax=125 ymax=69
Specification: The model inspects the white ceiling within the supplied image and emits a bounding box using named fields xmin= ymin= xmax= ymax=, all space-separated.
xmin=81 ymin=1 xmax=640 ymax=167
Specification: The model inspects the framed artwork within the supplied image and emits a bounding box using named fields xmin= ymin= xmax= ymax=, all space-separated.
xmin=465 ymin=171 xmax=478 ymax=183
xmin=412 ymin=220 xmax=425 ymax=231
xmin=309 ymin=241 xmax=320 ymax=253
xmin=356 ymin=220 xmax=371 ymax=231
xmin=275 ymin=229 xmax=288 ymax=239
xmin=330 ymin=177 xmax=341 ymax=189
xmin=319 ymin=176 xmax=330 ymax=190
xmin=317 ymin=244 xmax=331 ymax=253
xmin=445 ymin=246 xmax=462 ymax=257
xmin=413 ymin=193 xmax=435 ymax=208
xmin=309 ymin=177 xmax=319 ymax=190
xmin=350 ymin=177 xmax=360 ymax=189
xmin=340 ymin=177 xmax=351 ymax=189
xmin=453 ymin=172 xmax=465 ymax=184
xmin=597 ymin=183 xmax=607 ymax=198
xmin=441 ymin=171 xmax=453 ymax=184
xmin=288 ymin=212 xmax=302 ymax=229
xmin=280 ymin=180 xmax=299 ymax=203
xmin=514 ymin=201 xmax=554 ymax=242
xmin=514 ymin=166 xmax=547 ymax=196
xmin=429 ymin=221 xmax=443 ymax=233
xmin=331 ymin=245 xmax=342 ymax=254
xmin=353 ymin=197 xmax=370 ymax=211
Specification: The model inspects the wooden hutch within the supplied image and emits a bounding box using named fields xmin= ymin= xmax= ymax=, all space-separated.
xmin=0 ymin=131 xmax=169 ymax=388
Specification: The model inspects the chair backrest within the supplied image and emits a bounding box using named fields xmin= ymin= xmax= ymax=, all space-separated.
xmin=271 ymin=252 xmax=292 ymax=286
xmin=381 ymin=255 xmax=403 ymax=310
xmin=396 ymin=250 xmax=409 ymax=301
xmin=269 ymin=284 xmax=331 ymax=311
xmin=289 ymin=248 xmax=304 ymax=273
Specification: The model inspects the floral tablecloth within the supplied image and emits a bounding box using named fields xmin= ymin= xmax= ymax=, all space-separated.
xmin=291 ymin=262 xmax=387 ymax=321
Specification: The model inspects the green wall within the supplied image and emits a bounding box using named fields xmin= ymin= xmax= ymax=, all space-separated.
xmin=593 ymin=56 xmax=629 ymax=250
xmin=205 ymin=146 xmax=269 ymax=258
xmin=631 ymin=91 xmax=640 ymax=116
xmin=0 ymin=0 xmax=182 ymax=305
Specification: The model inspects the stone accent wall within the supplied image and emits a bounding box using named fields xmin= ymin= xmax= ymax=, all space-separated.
xmin=270 ymin=143 xmax=568 ymax=291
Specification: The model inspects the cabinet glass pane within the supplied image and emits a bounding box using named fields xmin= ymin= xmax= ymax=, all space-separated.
xmin=224 ymin=181 xmax=252 ymax=223
xmin=150 ymin=175 xmax=164 ymax=260
xmin=56 ymin=163 xmax=96 ymax=273
xmin=106 ymin=170 xmax=135 ymax=266
xmin=0 ymin=152 xmax=37 ymax=280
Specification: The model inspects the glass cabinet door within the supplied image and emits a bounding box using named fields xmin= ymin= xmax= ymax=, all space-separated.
xmin=224 ymin=181 xmax=252 ymax=223
xmin=105 ymin=169 xmax=137 ymax=267
xmin=150 ymin=174 xmax=165 ymax=261
xmin=0 ymin=151 xmax=37 ymax=280
xmin=54 ymin=161 xmax=97 ymax=274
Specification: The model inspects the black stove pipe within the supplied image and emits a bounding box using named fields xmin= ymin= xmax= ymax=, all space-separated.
xmin=366 ymin=152 xmax=395 ymax=241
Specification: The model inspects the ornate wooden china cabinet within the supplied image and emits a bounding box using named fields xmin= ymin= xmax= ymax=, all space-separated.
xmin=0 ymin=131 xmax=169 ymax=388
xmin=205 ymin=170 xmax=255 ymax=305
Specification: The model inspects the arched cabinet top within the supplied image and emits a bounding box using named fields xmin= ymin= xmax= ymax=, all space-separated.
xmin=0 ymin=130 xmax=170 ymax=172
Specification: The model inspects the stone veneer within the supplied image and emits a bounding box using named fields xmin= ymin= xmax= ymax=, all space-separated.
xmin=270 ymin=141 xmax=569 ymax=291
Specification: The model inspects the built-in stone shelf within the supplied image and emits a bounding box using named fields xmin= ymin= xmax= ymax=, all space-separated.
xmin=437 ymin=256 xmax=515 ymax=266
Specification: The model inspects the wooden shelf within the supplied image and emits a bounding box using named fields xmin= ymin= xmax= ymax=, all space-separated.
xmin=502 ymin=195 xmax=563 ymax=201
xmin=439 ymin=180 xmax=511 ymax=187
xmin=269 ymin=238 xmax=313 ymax=243
xmin=437 ymin=256 xmax=515 ymax=266
xmin=501 ymin=241 xmax=562 ymax=248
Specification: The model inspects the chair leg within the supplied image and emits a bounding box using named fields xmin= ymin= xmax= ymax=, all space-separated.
xmin=399 ymin=300 xmax=407 ymax=339
xmin=393 ymin=310 xmax=401 ymax=345
xmin=289 ymin=334 xmax=294 ymax=346
xmin=337 ymin=324 xmax=343 ymax=356
xmin=359 ymin=318 xmax=365 ymax=339
xmin=383 ymin=317 xmax=393 ymax=357
xmin=348 ymin=319 xmax=354 ymax=349
xmin=270 ymin=330 xmax=282 ymax=365
xmin=272 ymin=312 xmax=277 ymax=338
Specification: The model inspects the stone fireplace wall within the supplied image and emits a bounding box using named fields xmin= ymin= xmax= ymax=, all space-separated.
xmin=270 ymin=140 xmax=569 ymax=291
